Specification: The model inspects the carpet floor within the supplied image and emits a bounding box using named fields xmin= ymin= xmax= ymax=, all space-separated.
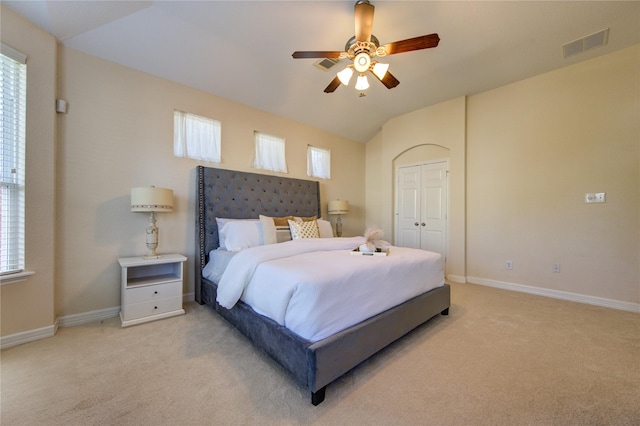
xmin=1 ymin=282 xmax=638 ymax=425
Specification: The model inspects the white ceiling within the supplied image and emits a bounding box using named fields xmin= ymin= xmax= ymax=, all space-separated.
xmin=4 ymin=1 xmax=640 ymax=143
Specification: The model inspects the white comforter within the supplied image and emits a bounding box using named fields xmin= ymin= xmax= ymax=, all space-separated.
xmin=215 ymin=237 xmax=444 ymax=342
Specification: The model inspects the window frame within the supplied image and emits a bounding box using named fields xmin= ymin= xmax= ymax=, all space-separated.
xmin=307 ymin=145 xmax=331 ymax=179
xmin=173 ymin=110 xmax=221 ymax=163
xmin=252 ymin=131 xmax=288 ymax=173
xmin=1 ymin=43 xmax=28 ymax=279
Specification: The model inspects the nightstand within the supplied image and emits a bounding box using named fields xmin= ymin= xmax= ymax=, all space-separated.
xmin=118 ymin=254 xmax=187 ymax=327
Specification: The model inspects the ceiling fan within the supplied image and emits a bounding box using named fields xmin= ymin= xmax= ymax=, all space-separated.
xmin=292 ymin=0 xmax=440 ymax=94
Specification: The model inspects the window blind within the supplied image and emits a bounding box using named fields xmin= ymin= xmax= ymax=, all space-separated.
xmin=1 ymin=45 xmax=27 ymax=275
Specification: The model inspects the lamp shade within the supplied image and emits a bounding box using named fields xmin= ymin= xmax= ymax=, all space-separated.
xmin=355 ymin=74 xmax=369 ymax=91
xmin=337 ymin=67 xmax=354 ymax=86
xmin=131 ymin=187 xmax=174 ymax=212
xmin=328 ymin=200 xmax=349 ymax=215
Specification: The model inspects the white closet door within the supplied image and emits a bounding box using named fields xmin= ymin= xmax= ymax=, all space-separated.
xmin=420 ymin=162 xmax=447 ymax=256
xmin=396 ymin=161 xmax=448 ymax=261
xmin=396 ymin=165 xmax=422 ymax=249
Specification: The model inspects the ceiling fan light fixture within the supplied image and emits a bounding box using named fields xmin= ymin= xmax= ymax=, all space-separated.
xmin=354 ymin=52 xmax=371 ymax=73
xmin=355 ymin=74 xmax=369 ymax=91
xmin=372 ymin=62 xmax=389 ymax=79
xmin=337 ymin=67 xmax=354 ymax=85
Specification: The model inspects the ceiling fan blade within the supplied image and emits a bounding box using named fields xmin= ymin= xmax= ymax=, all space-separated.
xmin=324 ymin=76 xmax=342 ymax=93
xmin=354 ymin=0 xmax=375 ymax=42
xmin=370 ymin=69 xmax=400 ymax=89
xmin=383 ymin=33 xmax=440 ymax=55
xmin=292 ymin=51 xmax=343 ymax=59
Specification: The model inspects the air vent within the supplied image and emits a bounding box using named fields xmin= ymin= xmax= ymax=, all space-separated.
xmin=562 ymin=28 xmax=609 ymax=59
xmin=314 ymin=57 xmax=342 ymax=71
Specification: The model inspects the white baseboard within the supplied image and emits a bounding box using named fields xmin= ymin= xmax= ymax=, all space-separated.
xmin=466 ymin=276 xmax=640 ymax=313
xmin=0 ymin=322 xmax=57 ymax=350
xmin=57 ymin=306 xmax=121 ymax=328
xmin=3 ymin=294 xmax=197 ymax=349
xmin=446 ymin=274 xmax=467 ymax=284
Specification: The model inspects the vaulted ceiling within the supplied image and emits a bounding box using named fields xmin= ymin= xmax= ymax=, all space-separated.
xmin=4 ymin=1 xmax=640 ymax=143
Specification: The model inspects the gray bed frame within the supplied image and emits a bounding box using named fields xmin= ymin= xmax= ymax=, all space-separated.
xmin=195 ymin=165 xmax=450 ymax=405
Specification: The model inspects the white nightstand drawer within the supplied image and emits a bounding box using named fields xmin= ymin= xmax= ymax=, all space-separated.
xmin=122 ymin=296 xmax=183 ymax=321
xmin=118 ymin=254 xmax=187 ymax=327
xmin=124 ymin=280 xmax=182 ymax=305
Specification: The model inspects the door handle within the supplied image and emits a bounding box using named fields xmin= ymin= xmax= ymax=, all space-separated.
xmin=421 ymin=223 xmax=426 ymax=226
xmin=414 ymin=222 xmax=419 ymax=226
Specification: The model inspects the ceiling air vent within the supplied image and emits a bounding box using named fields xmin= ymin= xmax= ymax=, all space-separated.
xmin=562 ymin=28 xmax=609 ymax=59
xmin=314 ymin=57 xmax=342 ymax=71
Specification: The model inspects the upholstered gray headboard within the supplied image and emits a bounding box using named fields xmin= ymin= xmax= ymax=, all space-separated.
xmin=195 ymin=166 xmax=321 ymax=302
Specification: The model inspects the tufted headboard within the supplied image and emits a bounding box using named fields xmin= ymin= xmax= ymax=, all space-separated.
xmin=195 ymin=166 xmax=320 ymax=302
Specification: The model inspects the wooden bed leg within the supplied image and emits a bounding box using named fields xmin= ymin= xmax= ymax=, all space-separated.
xmin=311 ymin=387 xmax=326 ymax=406
xmin=441 ymin=307 xmax=449 ymax=316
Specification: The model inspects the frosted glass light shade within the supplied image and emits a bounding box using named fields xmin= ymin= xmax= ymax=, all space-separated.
xmin=337 ymin=67 xmax=354 ymax=85
xmin=372 ymin=62 xmax=389 ymax=79
xmin=131 ymin=187 xmax=173 ymax=212
xmin=353 ymin=52 xmax=371 ymax=73
xmin=355 ymin=75 xmax=369 ymax=90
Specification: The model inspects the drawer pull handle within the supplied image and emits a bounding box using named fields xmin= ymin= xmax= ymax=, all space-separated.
xmin=154 ymin=306 xmax=158 ymax=310
xmin=154 ymin=291 xmax=158 ymax=295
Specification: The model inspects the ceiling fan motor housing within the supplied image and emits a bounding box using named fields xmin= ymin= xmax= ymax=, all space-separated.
xmin=345 ymin=35 xmax=380 ymax=56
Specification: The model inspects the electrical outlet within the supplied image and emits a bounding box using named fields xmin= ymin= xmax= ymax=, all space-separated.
xmin=506 ymin=260 xmax=513 ymax=270
xmin=585 ymin=192 xmax=606 ymax=203
xmin=553 ymin=263 xmax=560 ymax=273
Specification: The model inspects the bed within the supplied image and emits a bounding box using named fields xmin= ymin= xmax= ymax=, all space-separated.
xmin=195 ymin=165 xmax=450 ymax=405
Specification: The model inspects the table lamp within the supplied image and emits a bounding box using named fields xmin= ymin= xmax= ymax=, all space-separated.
xmin=131 ymin=186 xmax=173 ymax=258
xmin=328 ymin=199 xmax=349 ymax=237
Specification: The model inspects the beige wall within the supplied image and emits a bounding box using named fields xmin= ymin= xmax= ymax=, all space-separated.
xmin=0 ymin=7 xmax=57 ymax=336
xmin=54 ymin=46 xmax=365 ymax=317
xmin=366 ymin=45 xmax=639 ymax=305
xmin=466 ymin=45 xmax=639 ymax=304
xmin=3 ymin=3 xmax=637 ymax=341
xmin=365 ymin=97 xmax=467 ymax=280
xmin=2 ymin=1 xmax=364 ymax=339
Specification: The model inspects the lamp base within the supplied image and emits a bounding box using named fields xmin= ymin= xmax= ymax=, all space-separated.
xmin=336 ymin=215 xmax=343 ymax=237
xmin=145 ymin=212 xmax=160 ymax=258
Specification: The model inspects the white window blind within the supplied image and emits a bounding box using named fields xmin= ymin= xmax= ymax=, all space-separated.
xmin=307 ymin=145 xmax=331 ymax=179
xmin=1 ymin=45 xmax=27 ymax=275
xmin=253 ymin=131 xmax=287 ymax=173
xmin=173 ymin=110 xmax=221 ymax=162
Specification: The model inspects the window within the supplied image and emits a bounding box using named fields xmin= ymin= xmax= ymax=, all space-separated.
xmin=173 ymin=110 xmax=221 ymax=162
xmin=307 ymin=145 xmax=331 ymax=179
xmin=1 ymin=44 xmax=27 ymax=275
xmin=253 ymin=131 xmax=287 ymax=173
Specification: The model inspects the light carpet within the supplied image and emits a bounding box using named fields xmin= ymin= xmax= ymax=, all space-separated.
xmin=1 ymin=282 xmax=638 ymax=425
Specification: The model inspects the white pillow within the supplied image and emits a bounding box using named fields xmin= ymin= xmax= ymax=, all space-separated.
xmin=215 ymin=218 xmax=234 ymax=249
xmin=259 ymin=215 xmax=296 ymax=244
xmin=259 ymin=215 xmax=278 ymax=245
xmin=288 ymin=219 xmax=319 ymax=240
xmin=317 ymin=219 xmax=333 ymax=238
xmin=216 ymin=218 xmax=262 ymax=251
